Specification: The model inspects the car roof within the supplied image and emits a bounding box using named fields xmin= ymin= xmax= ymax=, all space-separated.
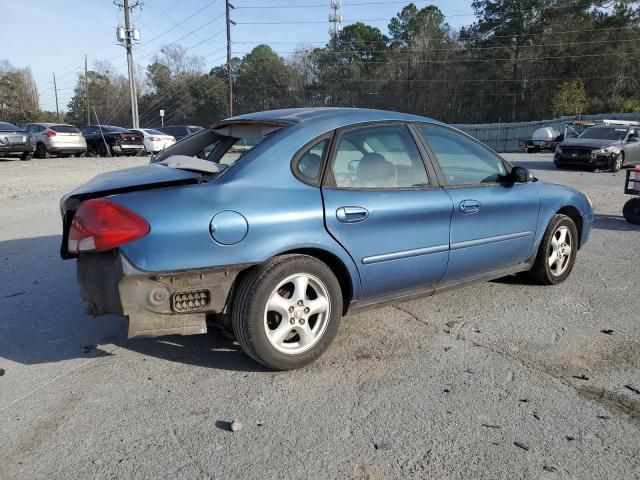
xmin=28 ymin=122 xmax=74 ymax=127
xmin=224 ymin=107 xmax=441 ymax=128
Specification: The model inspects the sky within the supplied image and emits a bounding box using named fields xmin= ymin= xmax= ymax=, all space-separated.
xmin=1 ymin=0 xmax=475 ymax=113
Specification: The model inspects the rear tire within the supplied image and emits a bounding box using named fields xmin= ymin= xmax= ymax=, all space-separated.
xmin=231 ymin=255 xmax=343 ymax=370
xmin=34 ymin=143 xmax=49 ymax=159
xmin=623 ymin=198 xmax=640 ymax=225
xmin=530 ymin=214 xmax=578 ymax=285
xmin=98 ymin=142 xmax=112 ymax=157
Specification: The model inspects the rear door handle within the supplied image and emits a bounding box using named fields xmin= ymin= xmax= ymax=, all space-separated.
xmin=336 ymin=206 xmax=369 ymax=223
xmin=459 ymin=199 xmax=481 ymax=214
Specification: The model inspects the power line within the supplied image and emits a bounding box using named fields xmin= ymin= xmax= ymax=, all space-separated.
xmin=233 ymin=37 xmax=640 ymax=55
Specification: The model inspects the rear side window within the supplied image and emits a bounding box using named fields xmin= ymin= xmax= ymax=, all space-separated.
xmin=51 ymin=125 xmax=80 ymax=133
xmin=294 ymin=139 xmax=330 ymax=183
xmin=417 ymin=126 xmax=506 ymax=185
xmin=330 ymin=124 xmax=429 ymax=189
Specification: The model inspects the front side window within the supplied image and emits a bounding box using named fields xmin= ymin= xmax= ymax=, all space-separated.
xmin=418 ymin=126 xmax=506 ymax=185
xmin=330 ymin=124 xmax=429 ymax=189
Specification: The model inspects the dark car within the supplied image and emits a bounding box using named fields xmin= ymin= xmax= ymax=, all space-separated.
xmin=554 ymin=123 xmax=640 ymax=172
xmin=157 ymin=125 xmax=204 ymax=141
xmin=0 ymin=122 xmax=35 ymax=160
xmin=79 ymin=125 xmax=144 ymax=157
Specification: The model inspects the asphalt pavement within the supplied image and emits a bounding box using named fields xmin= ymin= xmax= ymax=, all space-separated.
xmin=0 ymin=153 xmax=639 ymax=479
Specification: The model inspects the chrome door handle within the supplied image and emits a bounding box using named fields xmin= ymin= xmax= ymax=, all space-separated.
xmin=459 ymin=200 xmax=481 ymax=214
xmin=336 ymin=206 xmax=369 ymax=223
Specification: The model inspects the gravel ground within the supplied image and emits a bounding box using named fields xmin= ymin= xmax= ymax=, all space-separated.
xmin=0 ymin=153 xmax=639 ymax=479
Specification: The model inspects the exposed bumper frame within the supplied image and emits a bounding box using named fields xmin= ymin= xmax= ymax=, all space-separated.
xmin=77 ymin=251 xmax=248 ymax=338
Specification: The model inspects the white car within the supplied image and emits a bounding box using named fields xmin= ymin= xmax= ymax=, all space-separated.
xmin=132 ymin=129 xmax=176 ymax=154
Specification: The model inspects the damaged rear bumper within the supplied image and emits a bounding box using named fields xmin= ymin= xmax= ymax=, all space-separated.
xmin=77 ymin=251 xmax=246 ymax=338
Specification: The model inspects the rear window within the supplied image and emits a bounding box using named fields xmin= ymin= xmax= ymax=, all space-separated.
xmin=101 ymin=126 xmax=128 ymax=133
xmin=153 ymin=122 xmax=285 ymax=171
xmin=51 ymin=125 xmax=80 ymax=133
xmin=0 ymin=122 xmax=20 ymax=131
xmin=188 ymin=126 xmax=204 ymax=134
xmin=142 ymin=128 xmax=165 ymax=135
xmin=160 ymin=127 xmax=184 ymax=136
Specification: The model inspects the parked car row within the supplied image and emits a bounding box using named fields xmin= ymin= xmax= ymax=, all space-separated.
xmin=0 ymin=121 xmax=203 ymax=160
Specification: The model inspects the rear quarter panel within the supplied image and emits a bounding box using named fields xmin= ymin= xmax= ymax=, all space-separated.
xmin=112 ymin=124 xmax=363 ymax=299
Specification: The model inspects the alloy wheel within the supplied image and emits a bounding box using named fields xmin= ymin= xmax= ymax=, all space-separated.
xmin=548 ymin=226 xmax=573 ymax=276
xmin=263 ymin=273 xmax=331 ymax=354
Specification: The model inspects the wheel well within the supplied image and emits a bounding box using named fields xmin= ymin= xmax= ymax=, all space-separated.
xmin=279 ymin=248 xmax=353 ymax=315
xmin=556 ymin=206 xmax=583 ymax=248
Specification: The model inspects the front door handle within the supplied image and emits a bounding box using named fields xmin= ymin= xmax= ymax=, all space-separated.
xmin=336 ymin=206 xmax=369 ymax=223
xmin=459 ymin=199 xmax=481 ymax=214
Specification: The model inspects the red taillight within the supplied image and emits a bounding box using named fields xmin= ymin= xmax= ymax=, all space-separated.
xmin=43 ymin=130 xmax=56 ymax=137
xmin=68 ymin=198 xmax=149 ymax=254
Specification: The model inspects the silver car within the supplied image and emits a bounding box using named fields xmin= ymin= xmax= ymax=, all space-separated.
xmin=24 ymin=123 xmax=87 ymax=158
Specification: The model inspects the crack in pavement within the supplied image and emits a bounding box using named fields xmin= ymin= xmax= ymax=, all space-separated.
xmin=392 ymin=304 xmax=430 ymax=327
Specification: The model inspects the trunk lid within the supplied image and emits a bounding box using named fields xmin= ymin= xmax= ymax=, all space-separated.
xmin=59 ymin=163 xmax=207 ymax=259
xmin=119 ymin=132 xmax=143 ymax=144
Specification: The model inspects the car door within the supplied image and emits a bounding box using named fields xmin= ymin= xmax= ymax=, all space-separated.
xmin=80 ymin=126 xmax=99 ymax=147
xmin=415 ymin=124 xmax=540 ymax=284
xmin=321 ymin=123 xmax=453 ymax=301
xmin=624 ymin=129 xmax=640 ymax=165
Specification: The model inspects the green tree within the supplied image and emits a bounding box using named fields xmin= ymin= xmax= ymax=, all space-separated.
xmin=553 ymin=80 xmax=588 ymax=117
xmin=236 ymin=45 xmax=295 ymax=113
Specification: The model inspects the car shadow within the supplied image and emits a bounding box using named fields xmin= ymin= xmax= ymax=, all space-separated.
xmin=0 ymin=234 xmax=266 ymax=372
xmin=593 ymin=214 xmax=640 ymax=232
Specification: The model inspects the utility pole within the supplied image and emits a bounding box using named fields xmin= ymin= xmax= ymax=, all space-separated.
xmin=116 ymin=0 xmax=141 ymax=128
xmin=52 ymin=72 xmax=60 ymax=122
xmin=84 ymin=54 xmax=90 ymax=125
xmin=329 ymin=0 xmax=343 ymax=36
xmin=226 ymin=0 xmax=235 ymax=117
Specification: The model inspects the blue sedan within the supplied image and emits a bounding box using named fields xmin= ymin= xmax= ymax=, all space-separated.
xmin=60 ymin=108 xmax=593 ymax=370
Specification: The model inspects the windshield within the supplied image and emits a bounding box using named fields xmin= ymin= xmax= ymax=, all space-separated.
xmin=579 ymin=126 xmax=628 ymax=140
xmin=153 ymin=122 xmax=285 ymax=171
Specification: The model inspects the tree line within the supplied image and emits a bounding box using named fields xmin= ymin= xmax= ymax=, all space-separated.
xmin=2 ymin=0 xmax=640 ymax=128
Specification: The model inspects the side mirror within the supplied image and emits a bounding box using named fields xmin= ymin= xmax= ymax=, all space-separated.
xmin=629 ymin=135 xmax=639 ymax=142
xmin=511 ymin=166 xmax=533 ymax=183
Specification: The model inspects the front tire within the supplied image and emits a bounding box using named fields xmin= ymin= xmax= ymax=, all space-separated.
xmin=610 ymin=152 xmax=624 ymax=172
xmin=623 ymin=198 xmax=640 ymax=225
xmin=530 ymin=214 xmax=578 ymax=285
xmin=20 ymin=152 xmax=32 ymax=161
xmin=232 ymin=255 xmax=343 ymax=370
